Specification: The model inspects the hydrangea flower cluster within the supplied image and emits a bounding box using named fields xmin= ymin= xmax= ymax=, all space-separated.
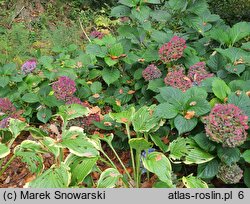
xmin=0 ymin=117 xmax=10 ymax=128
xmin=217 ymin=163 xmax=243 ymax=184
xmin=159 ymin=36 xmax=187 ymax=63
xmin=164 ymin=67 xmax=192 ymax=92
xmin=0 ymin=98 xmax=22 ymax=128
xmin=164 ymin=62 xmax=214 ymax=92
xmin=204 ymin=104 xmax=248 ymax=147
xmin=21 ymin=59 xmax=37 ymax=75
xmin=0 ymin=98 xmax=16 ymax=114
xmin=52 ymin=76 xmax=77 ymax=101
xmin=67 ymin=113 xmax=101 ymax=134
xmin=90 ymin=31 xmax=104 ymax=39
xmin=142 ymin=64 xmax=162 ymax=81
xmin=187 ymin=62 xmax=214 ymax=85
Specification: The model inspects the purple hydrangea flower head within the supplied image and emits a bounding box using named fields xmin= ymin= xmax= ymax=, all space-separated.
xmin=159 ymin=36 xmax=187 ymax=63
xmin=187 ymin=62 xmax=214 ymax=85
xmin=0 ymin=98 xmax=16 ymax=115
xmin=142 ymin=64 xmax=162 ymax=81
xmin=204 ymin=104 xmax=248 ymax=147
xmin=21 ymin=59 xmax=37 ymax=74
xmin=90 ymin=31 xmax=104 ymax=39
xmin=164 ymin=68 xmax=192 ymax=92
xmin=52 ymin=76 xmax=76 ymax=101
xmin=217 ymin=163 xmax=243 ymax=184
xmin=0 ymin=117 xmax=10 ymax=128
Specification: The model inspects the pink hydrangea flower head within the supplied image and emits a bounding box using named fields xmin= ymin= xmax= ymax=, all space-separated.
xmin=187 ymin=62 xmax=214 ymax=85
xmin=0 ymin=98 xmax=16 ymax=115
xmin=90 ymin=31 xmax=104 ymax=39
xmin=217 ymin=163 xmax=243 ymax=184
xmin=52 ymin=76 xmax=76 ymax=101
xmin=204 ymin=104 xmax=248 ymax=147
xmin=21 ymin=59 xmax=37 ymax=74
xmin=164 ymin=68 xmax=192 ymax=92
xmin=159 ymin=36 xmax=187 ymax=63
xmin=142 ymin=64 xmax=162 ymax=81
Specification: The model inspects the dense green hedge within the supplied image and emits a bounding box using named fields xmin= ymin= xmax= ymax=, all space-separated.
xmin=208 ymin=0 xmax=250 ymax=25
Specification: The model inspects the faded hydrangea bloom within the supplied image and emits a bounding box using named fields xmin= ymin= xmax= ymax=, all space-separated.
xmin=204 ymin=104 xmax=248 ymax=147
xmin=164 ymin=68 xmax=192 ymax=92
xmin=52 ymin=76 xmax=76 ymax=101
xmin=0 ymin=98 xmax=22 ymax=128
xmin=142 ymin=64 xmax=162 ymax=81
xmin=164 ymin=62 xmax=214 ymax=92
xmin=0 ymin=98 xmax=16 ymax=115
xmin=0 ymin=117 xmax=10 ymax=128
xmin=187 ymin=62 xmax=214 ymax=85
xmin=67 ymin=113 xmax=101 ymax=134
xmin=90 ymin=31 xmax=104 ymax=39
xmin=217 ymin=163 xmax=243 ymax=184
xmin=159 ymin=36 xmax=187 ymax=63
xmin=21 ymin=59 xmax=37 ymax=74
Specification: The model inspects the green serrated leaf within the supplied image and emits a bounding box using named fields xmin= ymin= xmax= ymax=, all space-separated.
xmin=217 ymin=147 xmax=241 ymax=165
xmin=37 ymin=108 xmax=52 ymax=123
xmin=22 ymin=93 xmax=40 ymax=103
xmin=102 ymin=68 xmax=120 ymax=85
xmin=197 ymin=159 xmax=219 ymax=179
xmin=212 ymin=78 xmax=231 ymax=101
xmin=154 ymin=103 xmax=178 ymax=119
xmin=174 ymin=115 xmax=197 ymax=135
xmin=242 ymin=150 xmax=250 ymax=163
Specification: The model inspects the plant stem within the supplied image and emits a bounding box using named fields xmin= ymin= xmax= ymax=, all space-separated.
xmin=135 ymin=150 xmax=141 ymax=188
xmin=99 ymin=157 xmax=114 ymax=168
xmin=100 ymin=150 xmax=129 ymax=188
xmin=108 ymin=143 xmax=133 ymax=182
xmin=0 ymin=155 xmax=16 ymax=178
xmin=125 ymin=123 xmax=136 ymax=181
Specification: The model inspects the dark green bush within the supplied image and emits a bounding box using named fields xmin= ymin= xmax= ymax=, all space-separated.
xmin=208 ymin=0 xmax=250 ymax=25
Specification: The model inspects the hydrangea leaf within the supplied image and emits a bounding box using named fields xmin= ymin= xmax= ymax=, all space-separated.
xmin=212 ymin=78 xmax=231 ymax=101
xmin=197 ymin=159 xmax=219 ymax=179
xmin=174 ymin=115 xmax=198 ymax=135
xmin=242 ymin=150 xmax=250 ymax=163
xmin=154 ymin=103 xmax=179 ymax=119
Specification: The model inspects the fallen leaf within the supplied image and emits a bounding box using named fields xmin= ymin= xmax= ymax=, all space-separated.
xmin=127 ymin=90 xmax=135 ymax=94
xmin=93 ymin=93 xmax=100 ymax=98
xmin=184 ymin=111 xmax=195 ymax=119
